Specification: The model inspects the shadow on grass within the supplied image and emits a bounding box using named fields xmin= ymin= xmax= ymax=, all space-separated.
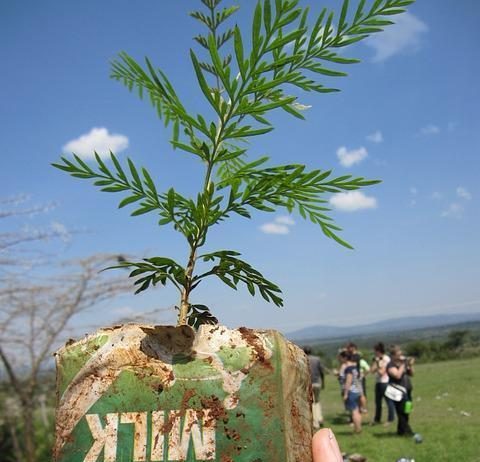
xmin=329 ymin=415 xmax=351 ymax=425
xmin=371 ymin=432 xmax=400 ymax=439
xmin=333 ymin=430 xmax=362 ymax=436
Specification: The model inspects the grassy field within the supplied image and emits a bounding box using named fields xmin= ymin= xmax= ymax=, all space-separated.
xmin=320 ymin=357 xmax=480 ymax=462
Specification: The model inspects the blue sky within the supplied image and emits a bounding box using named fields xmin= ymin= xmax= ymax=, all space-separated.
xmin=1 ymin=0 xmax=479 ymax=333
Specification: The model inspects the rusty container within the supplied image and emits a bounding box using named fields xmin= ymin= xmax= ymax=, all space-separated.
xmin=54 ymin=324 xmax=313 ymax=461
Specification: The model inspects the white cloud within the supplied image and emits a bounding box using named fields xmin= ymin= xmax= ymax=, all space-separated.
xmin=365 ymin=12 xmax=428 ymax=62
xmin=329 ymin=191 xmax=377 ymax=212
xmin=366 ymin=130 xmax=383 ymax=143
xmin=456 ymin=187 xmax=472 ymax=201
xmin=441 ymin=203 xmax=464 ymax=219
xmin=410 ymin=187 xmax=418 ymax=195
xmin=420 ymin=124 xmax=440 ymax=136
xmin=336 ymin=146 xmax=368 ymax=167
xmin=431 ymin=191 xmax=443 ymax=200
xmin=260 ymin=215 xmax=295 ymax=235
xmin=63 ymin=127 xmax=129 ymax=158
xmin=260 ymin=223 xmax=290 ymax=235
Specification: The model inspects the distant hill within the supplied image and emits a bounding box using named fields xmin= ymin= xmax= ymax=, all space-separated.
xmin=287 ymin=312 xmax=480 ymax=342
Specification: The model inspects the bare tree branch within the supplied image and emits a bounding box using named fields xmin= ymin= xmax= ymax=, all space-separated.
xmin=0 ymin=198 xmax=141 ymax=462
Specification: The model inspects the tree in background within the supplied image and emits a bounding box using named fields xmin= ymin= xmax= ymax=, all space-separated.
xmin=0 ymin=198 xmax=135 ymax=462
xmin=444 ymin=330 xmax=470 ymax=351
xmin=0 ymin=195 xmax=65 ymax=274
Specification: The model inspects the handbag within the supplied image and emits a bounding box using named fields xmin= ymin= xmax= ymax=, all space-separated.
xmin=385 ymin=383 xmax=407 ymax=402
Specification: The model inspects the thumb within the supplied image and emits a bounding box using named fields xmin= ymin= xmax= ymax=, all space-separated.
xmin=312 ymin=428 xmax=343 ymax=462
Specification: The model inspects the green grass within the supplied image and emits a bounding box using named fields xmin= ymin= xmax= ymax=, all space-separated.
xmin=320 ymin=357 xmax=480 ymax=462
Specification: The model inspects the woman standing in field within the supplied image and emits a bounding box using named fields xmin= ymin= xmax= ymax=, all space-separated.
xmin=345 ymin=342 xmax=370 ymax=414
xmin=371 ymin=342 xmax=395 ymax=425
xmin=387 ymin=345 xmax=415 ymax=436
xmin=341 ymin=350 xmax=363 ymax=433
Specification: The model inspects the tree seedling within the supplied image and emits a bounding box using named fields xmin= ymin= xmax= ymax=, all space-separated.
xmin=54 ymin=0 xmax=414 ymax=328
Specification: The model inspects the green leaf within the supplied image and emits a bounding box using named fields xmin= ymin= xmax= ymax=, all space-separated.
xmin=381 ymin=8 xmax=407 ymax=16
xmin=323 ymin=11 xmax=334 ymax=44
xmin=187 ymin=304 xmax=218 ymax=329
xmin=167 ymin=188 xmax=176 ymax=209
xmin=370 ymin=0 xmax=384 ymax=15
xmin=252 ymin=1 xmax=263 ymax=58
xmin=338 ymin=0 xmax=350 ymax=32
xmin=306 ymin=65 xmax=347 ymax=77
xmin=111 ymin=52 xmax=187 ymax=128
xmin=281 ymin=103 xmax=306 ymax=120
xmin=142 ymin=168 xmax=158 ymax=197
xmin=145 ymin=58 xmax=167 ymax=96
xmin=158 ymin=217 xmax=172 ymax=225
xmin=363 ymin=18 xmax=394 ymax=27
xmin=230 ymin=126 xmax=274 ymax=138
xmin=190 ymin=50 xmax=219 ymax=115
xmin=309 ymin=8 xmax=327 ymax=49
xmin=324 ymin=227 xmax=354 ymax=250
xmin=70 ymin=173 xmax=95 ymax=179
xmin=332 ymin=35 xmax=367 ymax=47
xmin=110 ymin=152 xmax=127 ymax=180
xmin=208 ymin=34 xmax=226 ymax=81
xmin=196 ymin=251 xmax=283 ymax=306
xmin=128 ymin=159 xmax=142 ymax=190
xmin=172 ymin=119 xmax=180 ymax=143
xmin=118 ymin=195 xmax=142 ymax=208
xmin=217 ymin=6 xmax=240 ymax=26
xmin=72 ymin=153 xmax=92 ymax=173
xmin=354 ymin=0 xmax=366 ymax=23
xmin=171 ymin=141 xmax=203 ymax=157
xmin=234 ymin=26 xmax=247 ymax=78
xmin=247 ymin=76 xmax=288 ymax=93
xmin=131 ymin=205 xmax=157 ymax=216
xmin=93 ymin=152 xmax=110 ymax=176
xmin=316 ymin=52 xmax=360 ymax=64
xmin=94 ymin=180 xmax=113 ymax=186
xmin=265 ymin=28 xmax=306 ymax=52
xmin=51 ymin=162 xmax=74 ymax=173
xmin=277 ymin=9 xmax=301 ymax=28
xmin=238 ymin=96 xmax=296 ymax=115
xmin=263 ymin=0 xmax=272 ymax=33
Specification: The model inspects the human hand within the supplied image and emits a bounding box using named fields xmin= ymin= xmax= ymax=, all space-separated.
xmin=312 ymin=428 xmax=343 ymax=462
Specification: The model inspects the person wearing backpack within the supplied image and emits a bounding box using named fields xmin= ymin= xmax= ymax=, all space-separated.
xmin=346 ymin=342 xmax=369 ymax=414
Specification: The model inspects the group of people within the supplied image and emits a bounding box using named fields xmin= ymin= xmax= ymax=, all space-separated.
xmin=304 ymin=341 xmax=416 ymax=437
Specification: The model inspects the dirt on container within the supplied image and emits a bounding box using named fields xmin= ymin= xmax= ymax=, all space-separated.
xmin=54 ymin=324 xmax=313 ymax=461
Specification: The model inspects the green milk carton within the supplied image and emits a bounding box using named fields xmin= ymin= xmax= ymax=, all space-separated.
xmin=54 ymin=324 xmax=313 ymax=461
